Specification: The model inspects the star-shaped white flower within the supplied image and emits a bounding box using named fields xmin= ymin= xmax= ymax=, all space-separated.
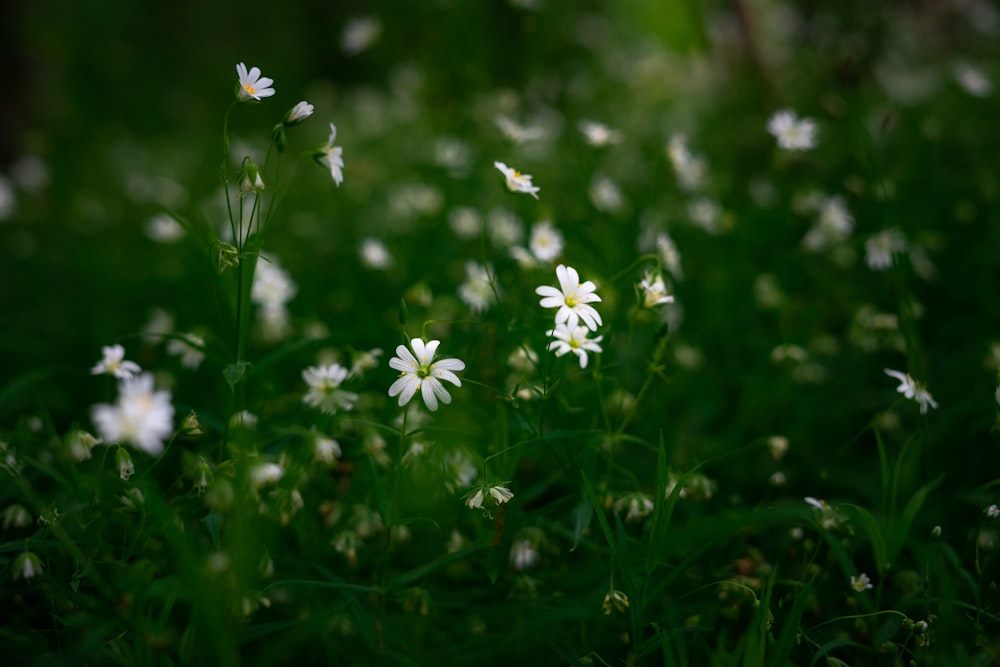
xmin=235 ymin=62 xmax=275 ymax=102
xmin=494 ymin=161 xmax=540 ymax=199
xmin=767 ymin=109 xmax=817 ymax=150
xmin=536 ymin=264 xmax=602 ymax=331
xmin=90 ymin=344 xmax=141 ymax=379
xmin=317 ymin=123 xmax=345 ymax=186
xmin=547 ymin=322 xmax=603 ymax=369
xmin=884 ymin=368 xmax=938 ymax=414
xmin=638 ymin=271 xmax=674 ymax=309
xmin=302 ymin=364 xmax=359 ymax=414
xmin=388 ymin=338 xmax=465 ymax=411
xmin=851 ymin=573 xmax=873 ymax=592
xmin=92 ymin=374 xmax=175 ymax=456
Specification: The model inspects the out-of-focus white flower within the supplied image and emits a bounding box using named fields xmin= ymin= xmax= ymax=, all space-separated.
xmin=494 ymin=161 xmax=540 ymax=199
xmin=359 ymin=237 xmax=393 ymax=270
xmin=284 ymin=101 xmax=314 ymax=127
xmin=167 ymin=334 xmax=205 ymax=370
xmin=145 ymin=213 xmax=186 ymax=243
xmin=250 ymin=462 xmax=284 ymax=489
xmin=236 ymin=63 xmax=275 ymax=102
xmin=654 ymin=232 xmax=684 ymax=281
xmin=0 ymin=176 xmax=15 ymax=220
xmin=252 ymin=258 xmax=297 ymax=309
xmin=91 ymin=344 xmax=141 ymax=380
xmin=767 ymin=436 xmax=789 ymax=461
xmin=614 ymin=493 xmax=654 ymax=522
xmin=388 ymin=338 xmax=465 ymax=411
xmin=449 ymin=206 xmax=483 ymax=239
xmin=342 ymin=16 xmax=382 ymax=55
xmin=495 ymin=116 xmax=546 ymax=144
xmin=465 ymin=484 xmax=514 ymax=510
xmin=589 ymin=175 xmax=623 ymax=212
xmin=92 ymin=374 xmax=174 ymax=456
xmin=458 ymin=261 xmax=499 ymax=314
xmin=687 ymin=197 xmax=723 ymax=234
xmin=12 ymin=552 xmax=43 ymax=580
xmin=579 ymin=120 xmax=621 ymax=147
xmin=2 ymin=504 xmax=32 ymax=529
xmin=767 ymin=109 xmax=817 ymax=150
xmin=349 ymin=348 xmax=382 ymax=377
xmin=603 ymin=589 xmax=629 ymax=615
xmin=803 ymin=195 xmax=853 ymax=252
xmin=317 ymin=124 xmax=345 ymax=186
xmin=546 ymin=322 xmax=603 ymax=369
xmin=954 ymin=62 xmax=992 ymax=97
xmin=638 ymin=271 xmax=674 ymax=309
xmin=509 ymin=538 xmax=541 ymax=570
xmin=884 ymin=368 xmax=938 ymax=414
xmin=851 ymin=573 xmax=873 ymax=592
xmin=865 ymin=229 xmax=906 ymax=270
xmin=536 ymin=264 xmax=602 ymax=331
xmin=986 ymin=504 xmax=1000 ymax=519
xmin=488 ymin=208 xmax=524 ymax=248
xmin=314 ymin=435 xmax=343 ymax=465
xmin=666 ymin=134 xmax=707 ymax=192
xmin=805 ymin=496 xmax=846 ymax=530
xmin=302 ymin=364 xmax=358 ymax=414
xmin=116 ymin=447 xmax=135 ymax=480
xmin=529 ymin=221 xmax=563 ymax=262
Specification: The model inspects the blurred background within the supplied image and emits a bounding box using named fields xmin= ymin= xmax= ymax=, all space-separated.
xmin=2 ymin=0 xmax=999 ymax=524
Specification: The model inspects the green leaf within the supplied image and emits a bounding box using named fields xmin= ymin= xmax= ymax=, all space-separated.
xmin=888 ymin=473 xmax=943 ymax=566
xmin=223 ymin=361 xmax=249 ymax=390
xmin=570 ymin=499 xmax=593 ymax=550
xmin=845 ymin=504 xmax=890 ymax=574
xmin=766 ymin=578 xmax=813 ymax=667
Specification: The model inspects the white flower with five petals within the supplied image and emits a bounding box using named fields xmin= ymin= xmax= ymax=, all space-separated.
xmin=388 ymin=338 xmax=465 ymax=411
xmin=235 ymin=63 xmax=275 ymax=102
xmin=494 ymin=161 xmax=540 ymax=199
xmin=884 ymin=368 xmax=938 ymax=414
xmin=547 ymin=322 xmax=603 ymax=369
xmin=536 ymin=264 xmax=602 ymax=331
xmin=317 ymin=124 xmax=345 ymax=186
xmin=91 ymin=344 xmax=141 ymax=380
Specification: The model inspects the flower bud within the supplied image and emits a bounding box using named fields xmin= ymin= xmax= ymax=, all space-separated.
xmin=240 ymin=164 xmax=265 ymax=194
xmin=283 ymin=101 xmax=314 ymax=127
xmin=116 ymin=447 xmax=135 ymax=481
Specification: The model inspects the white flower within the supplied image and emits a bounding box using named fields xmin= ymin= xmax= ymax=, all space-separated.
xmin=578 ymin=120 xmax=621 ymax=147
xmin=92 ymin=374 xmax=174 ymax=456
xmin=465 ymin=484 xmax=514 ymax=510
xmin=284 ymin=101 xmax=314 ymax=126
xmin=536 ymin=264 xmax=602 ymax=331
xmin=987 ymin=504 xmax=1000 ymax=519
xmin=250 ymin=462 xmax=284 ymax=489
xmin=851 ymin=573 xmax=873 ymax=592
xmin=495 ymin=116 xmax=545 ymax=144
xmin=638 ymin=272 xmax=674 ymax=309
xmin=494 ymin=161 xmax=540 ymax=199
xmin=359 ymin=237 xmax=393 ymax=269
xmin=884 ymin=368 xmax=939 ymax=414
xmin=302 ymin=364 xmax=359 ymax=414
xmin=252 ymin=258 xmax=297 ymax=309
xmin=547 ymin=323 xmax=603 ymax=369
xmin=167 ymin=334 xmax=205 ymax=370
xmin=767 ymin=109 xmax=817 ymax=150
xmin=144 ymin=213 xmax=186 ymax=243
xmin=654 ymin=232 xmax=684 ymax=281
xmin=12 ymin=552 xmax=43 ymax=580
xmin=602 ymin=589 xmax=630 ymax=615
xmin=458 ymin=261 xmax=498 ymax=314
xmin=529 ymin=221 xmax=564 ymax=262
xmin=388 ymin=338 xmax=465 ymax=411
xmin=666 ymin=134 xmax=707 ymax=192
xmin=90 ymin=344 xmax=141 ymax=380
xmin=341 ymin=16 xmax=382 ymax=55
xmin=349 ymin=348 xmax=383 ymax=377
xmin=236 ymin=62 xmax=275 ymax=102
xmin=509 ymin=538 xmax=541 ymax=570
xmin=865 ymin=229 xmax=906 ymax=271
xmin=805 ymin=497 xmax=846 ymax=530
xmin=314 ymin=436 xmax=342 ymax=465
xmin=614 ymin=493 xmax=654 ymax=522
xmin=589 ymin=175 xmax=624 ymax=213
xmin=954 ymin=62 xmax=992 ymax=97
xmin=317 ymin=123 xmax=345 ymax=186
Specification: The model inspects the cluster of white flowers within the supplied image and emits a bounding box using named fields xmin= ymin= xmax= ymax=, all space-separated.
xmin=536 ymin=264 xmax=604 ymax=369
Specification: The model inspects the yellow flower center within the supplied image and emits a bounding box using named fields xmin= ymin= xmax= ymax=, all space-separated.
xmin=565 ymin=295 xmax=579 ymax=308
xmin=244 ymin=84 xmax=256 ymax=95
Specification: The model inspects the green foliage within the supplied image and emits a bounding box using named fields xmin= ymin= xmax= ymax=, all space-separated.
xmin=1 ymin=0 xmax=1000 ymax=665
